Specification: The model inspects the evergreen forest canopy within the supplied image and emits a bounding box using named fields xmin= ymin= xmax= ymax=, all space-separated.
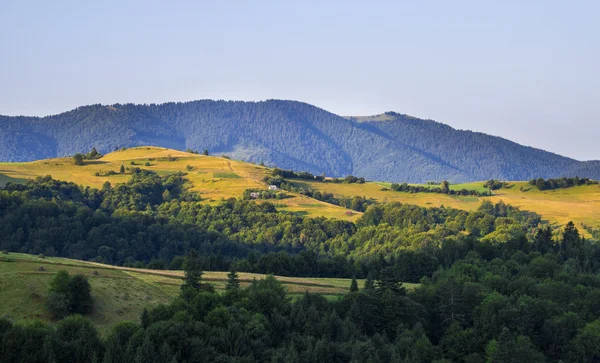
xmin=4 ymin=172 xmax=600 ymax=361
xmin=1 ymin=100 xmax=600 ymax=182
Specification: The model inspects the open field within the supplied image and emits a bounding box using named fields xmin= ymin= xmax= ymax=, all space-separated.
xmin=1 ymin=253 xmax=416 ymax=328
xmin=291 ymin=179 xmax=600 ymax=234
xmin=0 ymin=147 xmax=358 ymax=221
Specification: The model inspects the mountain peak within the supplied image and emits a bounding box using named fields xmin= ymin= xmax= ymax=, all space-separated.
xmin=0 ymin=100 xmax=598 ymax=182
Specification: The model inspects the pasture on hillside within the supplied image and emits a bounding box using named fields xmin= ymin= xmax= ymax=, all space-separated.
xmin=0 ymin=253 xmax=407 ymax=328
xmin=0 ymin=147 xmax=358 ymax=221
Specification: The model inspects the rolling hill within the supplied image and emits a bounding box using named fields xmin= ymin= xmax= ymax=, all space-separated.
xmin=0 ymin=146 xmax=599 ymax=235
xmin=1 ymin=100 xmax=599 ymax=183
xmin=1 ymin=252 xmax=384 ymax=328
xmin=0 ymin=146 xmax=361 ymax=221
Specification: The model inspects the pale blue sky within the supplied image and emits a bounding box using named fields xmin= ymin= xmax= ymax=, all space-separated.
xmin=1 ymin=0 xmax=598 ymax=160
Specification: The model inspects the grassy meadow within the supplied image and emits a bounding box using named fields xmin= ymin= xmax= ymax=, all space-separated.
xmin=292 ymin=179 xmax=600 ymax=235
xmin=0 ymin=147 xmax=358 ymax=221
xmin=1 ymin=253 xmax=411 ymax=329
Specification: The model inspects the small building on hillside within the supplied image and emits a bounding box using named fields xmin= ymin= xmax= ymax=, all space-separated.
xmin=268 ymin=185 xmax=278 ymax=190
xmin=250 ymin=192 xmax=260 ymax=199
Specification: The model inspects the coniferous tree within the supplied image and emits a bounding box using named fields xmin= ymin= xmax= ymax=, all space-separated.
xmin=364 ymin=273 xmax=375 ymax=290
xmin=140 ymin=308 xmax=150 ymax=329
xmin=181 ymin=249 xmax=203 ymax=291
xmin=350 ymin=277 xmax=359 ymax=292
xmin=562 ymin=221 xmax=580 ymax=251
xmin=226 ymin=270 xmax=240 ymax=290
xmin=120 ymin=165 xmax=125 ymax=174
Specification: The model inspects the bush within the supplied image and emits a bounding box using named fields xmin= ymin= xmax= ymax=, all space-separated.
xmin=46 ymin=270 xmax=93 ymax=318
xmin=1 ymin=250 xmax=8 ymax=255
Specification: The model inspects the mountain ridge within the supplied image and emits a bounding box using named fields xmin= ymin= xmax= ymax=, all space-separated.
xmin=1 ymin=99 xmax=598 ymax=182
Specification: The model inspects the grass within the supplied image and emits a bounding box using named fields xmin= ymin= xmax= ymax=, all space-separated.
xmin=0 ymin=173 xmax=27 ymax=187
xmin=1 ymin=146 xmax=599 ymax=232
xmin=1 ymin=253 xmax=415 ymax=327
xmin=213 ymin=171 xmax=242 ymax=178
xmin=0 ymin=147 xmax=356 ymax=221
xmin=292 ymin=179 xmax=600 ymax=236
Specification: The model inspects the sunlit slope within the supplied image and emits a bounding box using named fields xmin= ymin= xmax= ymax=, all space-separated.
xmin=0 ymin=146 xmax=360 ymax=221
xmin=292 ymin=179 xmax=600 ymax=232
xmin=487 ymin=182 xmax=600 ymax=230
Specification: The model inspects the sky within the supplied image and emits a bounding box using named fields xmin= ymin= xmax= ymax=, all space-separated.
xmin=1 ymin=0 xmax=598 ymax=160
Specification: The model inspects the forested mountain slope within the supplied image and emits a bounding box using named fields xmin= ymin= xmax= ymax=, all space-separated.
xmin=1 ymin=100 xmax=598 ymax=182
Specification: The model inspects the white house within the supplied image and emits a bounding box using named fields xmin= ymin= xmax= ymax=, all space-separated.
xmin=250 ymin=192 xmax=260 ymax=199
xmin=268 ymin=185 xmax=278 ymax=190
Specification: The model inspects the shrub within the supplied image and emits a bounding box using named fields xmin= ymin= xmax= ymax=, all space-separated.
xmin=46 ymin=270 xmax=93 ymax=318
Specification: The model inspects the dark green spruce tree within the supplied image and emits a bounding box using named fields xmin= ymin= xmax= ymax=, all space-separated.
xmin=226 ymin=270 xmax=240 ymax=290
xmin=350 ymin=277 xmax=359 ymax=292
xmin=181 ymin=249 xmax=203 ymax=291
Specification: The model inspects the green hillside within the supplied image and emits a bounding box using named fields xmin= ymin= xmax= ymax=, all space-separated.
xmin=1 ymin=253 xmax=400 ymax=329
xmin=2 ymin=146 xmax=600 ymax=234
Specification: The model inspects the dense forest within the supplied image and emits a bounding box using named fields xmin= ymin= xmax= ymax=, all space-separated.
xmin=0 ymin=172 xmax=540 ymax=280
xmin=3 ymin=220 xmax=600 ymax=362
xmin=4 ymin=172 xmax=600 ymax=361
xmin=1 ymin=100 xmax=599 ymax=182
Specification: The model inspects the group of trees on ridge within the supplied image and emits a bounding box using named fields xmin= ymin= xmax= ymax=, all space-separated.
xmin=388 ymin=181 xmax=491 ymax=197
xmin=529 ymin=177 xmax=597 ymax=191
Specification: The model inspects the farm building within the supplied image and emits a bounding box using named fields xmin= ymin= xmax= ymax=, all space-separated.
xmin=268 ymin=185 xmax=278 ymax=190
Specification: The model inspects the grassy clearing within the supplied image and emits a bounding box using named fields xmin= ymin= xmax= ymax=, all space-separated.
xmin=1 ymin=253 xmax=413 ymax=327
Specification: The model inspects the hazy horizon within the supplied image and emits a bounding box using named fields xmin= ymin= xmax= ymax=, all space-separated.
xmin=1 ymin=1 xmax=598 ymax=160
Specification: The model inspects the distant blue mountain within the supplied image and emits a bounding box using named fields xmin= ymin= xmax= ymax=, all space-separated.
xmin=1 ymin=100 xmax=598 ymax=182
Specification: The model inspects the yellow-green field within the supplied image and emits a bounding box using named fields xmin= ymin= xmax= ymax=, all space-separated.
xmin=292 ymin=179 xmax=600 ymax=234
xmin=0 ymin=147 xmax=359 ymax=221
xmin=1 ymin=146 xmax=598 ymax=232
xmin=1 ymin=253 xmax=416 ymax=329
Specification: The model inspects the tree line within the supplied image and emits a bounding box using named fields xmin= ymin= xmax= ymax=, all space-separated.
xmin=529 ymin=177 xmax=597 ymax=191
